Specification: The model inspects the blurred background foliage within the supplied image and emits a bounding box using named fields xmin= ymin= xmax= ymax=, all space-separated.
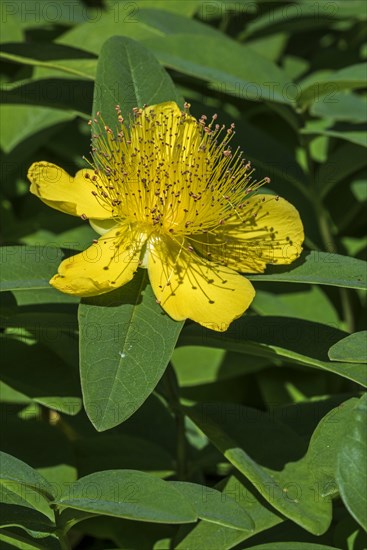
xmin=0 ymin=1 xmax=366 ymax=549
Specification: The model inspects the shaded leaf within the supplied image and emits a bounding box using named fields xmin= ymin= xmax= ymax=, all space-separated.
xmin=337 ymin=394 xmax=367 ymax=531
xmin=1 ymin=417 xmax=77 ymax=486
xmin=0 ymin=337 xmax=81 ymax=415
xmin=74 ymin=434 xmax=174 ymax=477
xmin=180 ymin=316 xmax=367 ymax=387
xmin=172 ymin=346 xmax=269 ymax=386
xmin=0 ymin=44 xmax=96 ymax=80
xmin=0 ymin=528 xmax=61 ymax=550
xmin=0 ymin=504 xmax=55 ymax=538
xmin=317 ymin=143 xmax=367 ymax=198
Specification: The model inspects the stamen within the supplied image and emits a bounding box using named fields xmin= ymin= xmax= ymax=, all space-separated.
xmin=85 ymin=104 xmax=270 ymax=245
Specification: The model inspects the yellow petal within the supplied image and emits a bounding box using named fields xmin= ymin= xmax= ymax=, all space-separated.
xmin=89 ymin=218 xmax=119 ymax=235
xmin=50 ymin=225 xmax=145 ymax=297
xmin=147 ymin=236 xmax=255 ymax=331
xmin=194 ymin=194 xmax=304 ymax=273
xmin=28 ymin=162 xmax=112 ymax=219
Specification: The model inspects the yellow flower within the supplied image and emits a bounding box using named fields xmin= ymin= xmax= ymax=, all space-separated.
xmin=28 ymin=102 xmax=304 ymax=331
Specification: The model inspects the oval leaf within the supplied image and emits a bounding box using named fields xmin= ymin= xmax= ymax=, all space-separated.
xmin=0 ymin=452 xmax=54 ymax=502
xmin=336 ymin=394 xmax=367 ymax=531
xmin=79 ymin=271 xmax=183 ymax=431
xmin=328 ymin=331 xmax=367 ymax=363
xmin=54 ymin=470 xmax=196 ymax=524
xmin=92 ymin=35 xmax=182 ymax=127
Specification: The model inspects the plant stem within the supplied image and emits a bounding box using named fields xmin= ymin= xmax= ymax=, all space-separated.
xmin=163 ymin=364 xmax=187 ymax=481
xmin=54 ymin=508 xmax=71 ymax=550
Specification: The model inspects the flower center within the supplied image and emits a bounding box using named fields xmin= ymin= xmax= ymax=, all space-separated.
xmin=86 ymin=103 xmax=269 ymax=237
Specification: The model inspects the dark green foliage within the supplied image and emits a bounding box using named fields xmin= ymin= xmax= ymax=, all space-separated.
xmin=0 ymin=1 xmax=366 ymax=548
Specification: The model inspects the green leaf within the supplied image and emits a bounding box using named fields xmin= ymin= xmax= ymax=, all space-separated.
xmin=317 ymin=143 xmax=367 ymax=198
xmin=351 ymin=178 xmax=367 ymax=202
xmin=1 ymin=417 xmax=77 ymax=486
xmin=241 ymin=1 xmax=365 ymax=40
xmin=310 ymin=91 xmax=367 ymax=123
xmin=187 ymin=399 xmax=358 ymax=535
xmin=170 ymin=481 xmax=254 ymax=531
xmin=0 ymin=247 xmax=73 ymax=292
xmin=92 ymin=35 xmax=182 ymax=129
xmin=0 ymin=337 xmax=81 ymax=415
xmin=0 ymin=529 xmax=61 ymax=550
xmin=337 ymin=394 xmax=367 ymax=531
xmin=0 ymin=452 xmax=53 ymax=500
xmin=54 ymin=470 xmax=197 ymax=523
xmin=0 ymin=12 xmax=23 ymax=42
xmin=172 ymin=346 xmax=268 ymax=386
xmin=271 ymin=396 xmax=354 ymax=440
xmin=243 ymin=544 xmax=342 ymax=550
xmin=188 ymin=401 xmax=329 ymax=533
xmin=252 ymin=285 xmax=339 ymax=327
xmin=79 ymin=271 xmax=183 ymax=431
xmin=0 ymin=452 xmax=54 ymax=521
xmin=301 ymin=119 xmax=367 ymax=148
xmin=333 ymin=515 xmax=367 ymax=550
xmin=247 ymin=251 xmax=367 ymax=290
xmin=329 ymin=332 xmax=367 ymax=363
xmin=180 ymin=317 xmax=367 ymax=387
xmin=59 ymin=7 xmax=219 ymax=56
xmin=297 ymin=64 xmax=367 ymax=107
xmin=0 ymin=43 xmax=96 ymax=80
xmin=0 ymin=505 xmax=55 ymax=538
xmin=1 ymin=78 xmax=93 ymax=115
xmin=175 ymin=475 xmax=283 ymax=549
xmin=144 ymin=34 xmax=292 ymax=104
xmin=0 ymin=302 xmax=77 ymax=331
xmin=0 ymin=104 xmax=75 ymax=154
xmin=130 ymin=1 xmax=200 ymax=16
xmin=246 ymin=33 xmax=287 ymax=62
xmin=6 ymin=0 xmax=96 ymax=28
